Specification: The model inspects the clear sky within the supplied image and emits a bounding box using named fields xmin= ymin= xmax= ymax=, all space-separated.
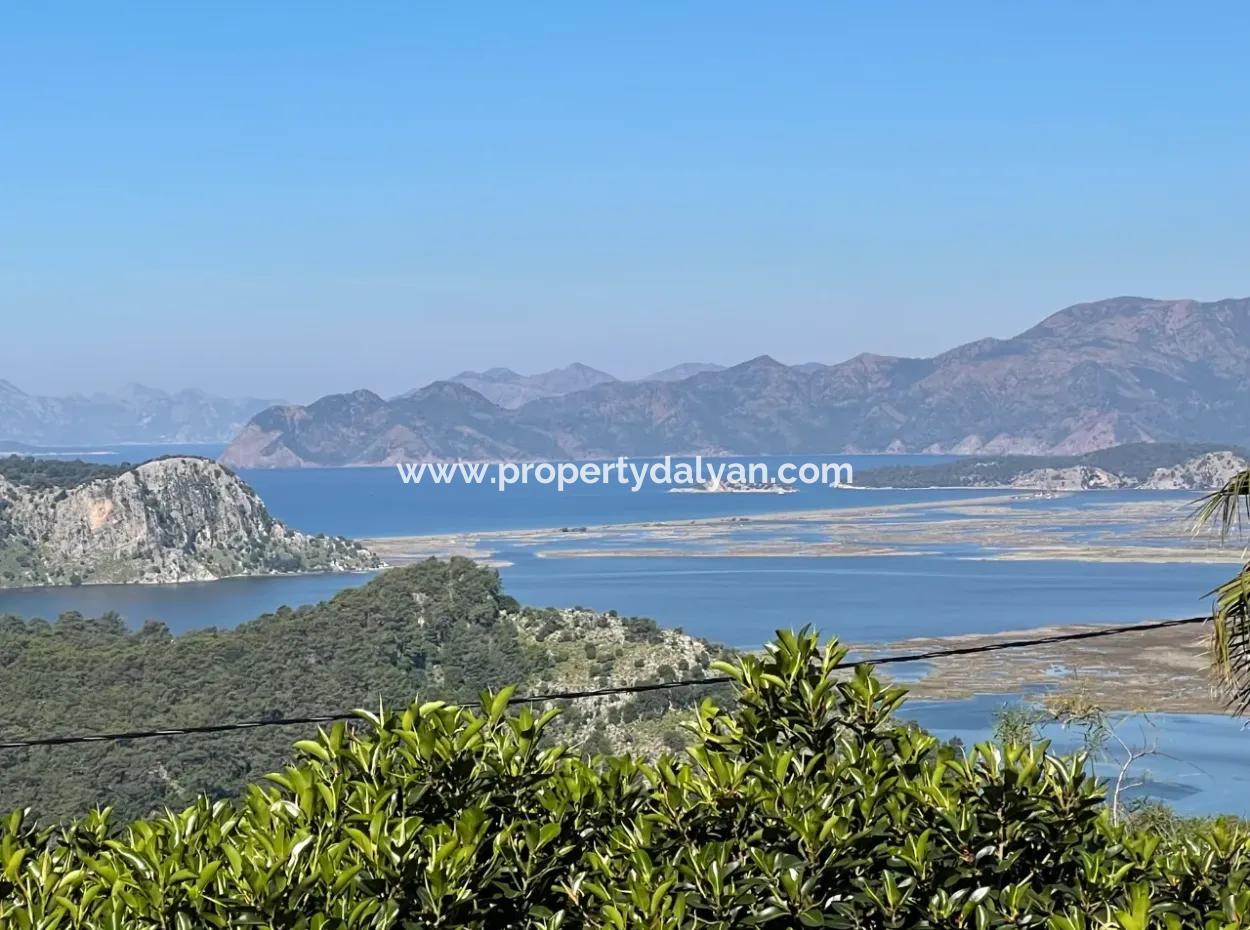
xmin=3 ymin=2 xmax=1249 ymax=400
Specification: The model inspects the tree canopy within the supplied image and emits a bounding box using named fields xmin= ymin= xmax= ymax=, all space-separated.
xmin=0 ymin=456 xmax=129 ymax=490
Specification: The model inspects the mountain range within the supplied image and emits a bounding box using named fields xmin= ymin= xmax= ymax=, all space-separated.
xmin=0 ymin=382 xmax=283 ymax=446
xmin=4 ymin=300 xmax=1190 ymax=465
xmin=218 ymin=296 xmax=1250 ymax=467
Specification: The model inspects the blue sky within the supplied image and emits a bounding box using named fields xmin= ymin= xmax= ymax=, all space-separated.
xmin=3 ymin=2 xmax=1248 ymax=400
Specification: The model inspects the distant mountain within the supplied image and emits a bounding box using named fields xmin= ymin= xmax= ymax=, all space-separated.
xmin=443 ymin=363 xmax=617 ymax=408
xmin=0 ymin=381 xmax=283 ymax=445
xmin=642 ymin=362 xmax=727 ymax=382
xmin=224 ymin=383 xmax=564 ymax=467
xmin=220 ymin=297 xmax=1250 ymax=467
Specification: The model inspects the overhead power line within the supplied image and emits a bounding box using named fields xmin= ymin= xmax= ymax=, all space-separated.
xmin=0 ymin=614 xmax=1210 ymax=751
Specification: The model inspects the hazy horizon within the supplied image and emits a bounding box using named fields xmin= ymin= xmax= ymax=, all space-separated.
xmin=5 ymin=3 xmax=1249 ymax=398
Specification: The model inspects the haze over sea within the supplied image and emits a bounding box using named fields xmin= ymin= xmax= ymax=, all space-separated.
xmin=1 ymin=445 xmax=1245 ymax=815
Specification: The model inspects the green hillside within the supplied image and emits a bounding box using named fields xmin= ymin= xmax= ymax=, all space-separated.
xmin=0 ymin=559 xmax=726 ymax=822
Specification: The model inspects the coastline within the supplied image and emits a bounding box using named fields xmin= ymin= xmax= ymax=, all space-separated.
xmin=0 ymin=565 xmax=382 ymax=594
xmin=359 ymin=490 xmax=1244 ymax=567
xmin=863 ymin=618 xmax=1223 ymax=715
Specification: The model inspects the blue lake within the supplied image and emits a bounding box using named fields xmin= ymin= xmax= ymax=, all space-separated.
xmin=241 ymin=454 xmax=968 ymax=536
xmin=0 ymin=556 xmax=1225 ymax=647
xmin=1 ymin=445 xmax=1245 ymax=816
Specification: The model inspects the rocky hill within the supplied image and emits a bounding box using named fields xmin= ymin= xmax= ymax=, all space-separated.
xmin=220 ymin=296 xmax=1250 ymax=467
xmin=1142 ymin=450 xmax=1250 ymax=490
xmin=855 ymin=443 xmax=1250 ymax=490
xmin=0 ymin=380 xmax=282 ymax=445
xmin=0 ymin=455 xmax=379 ymax=586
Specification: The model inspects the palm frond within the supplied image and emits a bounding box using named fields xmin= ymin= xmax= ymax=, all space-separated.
xmin=1208 ymin=568 xmax=1250 ymax=713
xmin=1192 ymin=468 xmax=1250 ymax=541
xmin=1195 ymin=467 xmax=1250 ymax=711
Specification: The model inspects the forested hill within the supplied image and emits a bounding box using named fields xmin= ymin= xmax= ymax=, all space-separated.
xmin=0 ymin=558 xmax=726 ymax=821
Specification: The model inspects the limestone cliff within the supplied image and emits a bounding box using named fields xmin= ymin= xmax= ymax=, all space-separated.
xmin=0 ymin=456 xmax=380 ymax=587
xmin=1140 ymin=451 xmax=1250 ymax=490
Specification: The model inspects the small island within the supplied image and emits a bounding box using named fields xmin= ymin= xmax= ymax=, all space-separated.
xmin=669 ymin=479 xmax=796 ymax=494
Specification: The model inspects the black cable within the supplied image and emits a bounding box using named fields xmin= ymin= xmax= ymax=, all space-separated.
xmin=0 ymin=614 xmax=1211 ymax=751
xmin=857 ymin=614 xmax=1208 ymax=667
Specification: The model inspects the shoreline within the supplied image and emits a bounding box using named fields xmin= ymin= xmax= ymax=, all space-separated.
xmin=359 ymin=490 xmax=1244 ymax=567
xmin=860 ymin=617 xmax=1224 ymax=715
xmin=0 ymin=565 xmax=380 ymax=594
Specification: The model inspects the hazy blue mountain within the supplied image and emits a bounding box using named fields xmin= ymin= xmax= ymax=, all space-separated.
xmin=642 ymin=362 xmax=727 ymax=381
xmin=0 ymin=381 xmax=283 ymax=445
xmin=224 ymin=382 xmax=563 ymax=466
xmin=444 ymin=363 xmax=618 ymax=408
xmin=220 ymin=297 xmax=1250 ymax=466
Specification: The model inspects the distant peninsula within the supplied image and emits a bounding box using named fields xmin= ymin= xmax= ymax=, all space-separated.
xmin=0 ymin=455 xmax=380 ymax=587
xmin=855 ymin=443 xmax=1250 ymax=491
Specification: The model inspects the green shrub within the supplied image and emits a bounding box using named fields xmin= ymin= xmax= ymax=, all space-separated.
xmin=0 ymin=629 xmax=1247 ymax=928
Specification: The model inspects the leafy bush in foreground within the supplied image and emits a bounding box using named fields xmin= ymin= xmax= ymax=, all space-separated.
xmin=1 ymin=630 xmax=1248 ymax=929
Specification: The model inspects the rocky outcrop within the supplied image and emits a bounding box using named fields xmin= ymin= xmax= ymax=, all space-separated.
xmin=1141 ymin=451 xmax=1250 ymax=490
xmin=220 ymin=296 xmax=1250 ymax=467
xmin=1007 ymin=466 xmax=1129 ymax=490
xmin=0 ymin=456 xmax=380 ymax=587
xmin=856 ymin=444 xmax=1250 ymax=491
